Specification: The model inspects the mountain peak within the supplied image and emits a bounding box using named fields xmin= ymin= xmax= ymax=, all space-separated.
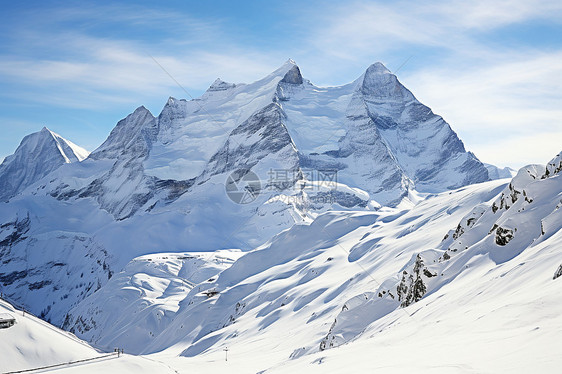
xmin=280 ymin=64 xmax=303 ymax=85
xmin=90 ymin=106 xmax=156 ymax=160
xmin=208 ymin=78 xmax=236 ymax=92
xmin=266 ymin=59 xmax=300 ymax=81
xmin=39 ymin=126 xmax=58 ymax=140
xmin=0 ymin=128 xmax=88 ymax=200
xmin=366 ymin=62 xmax=391 ymax=75
xmin=359 ymin=61 xmax=410 ymax=100
xmin=133 ymin=105 xmax=151 ymax=115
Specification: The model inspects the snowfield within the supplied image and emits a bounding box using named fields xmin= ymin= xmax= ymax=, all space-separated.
xmin=0 ymin=58 xmax=560 ymax=373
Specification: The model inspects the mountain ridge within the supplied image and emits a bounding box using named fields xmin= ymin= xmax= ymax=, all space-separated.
xmin=0 ymin=60 xmax=505 ymax=328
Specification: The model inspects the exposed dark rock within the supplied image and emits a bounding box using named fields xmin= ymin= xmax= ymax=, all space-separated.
xmin=28 ymin=280 xmax=53 ymax=290
xmin=0 ymin=270 xmax=28 ymax=286
xmin=281 ymin=65 xmax=303 ymax=85
xmin=397 ymin=254 xmax=427 ymax=307
xmin=495 ymin=226 xmax=514 ymax=246
xmin=554 ymin=264 xmax=562 ymax=280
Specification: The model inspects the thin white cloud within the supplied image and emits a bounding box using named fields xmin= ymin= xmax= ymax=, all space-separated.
xmin=307 ymin=0 xmax=562 ymax=58
xmin=398 ymin=51 xmax=562 ymax=168
xmin=471 ymin=131 xmax=562 ymax=167
xmin=0 ymin=32 xmax=282 ymax=110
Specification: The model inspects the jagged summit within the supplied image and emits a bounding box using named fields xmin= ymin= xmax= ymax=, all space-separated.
xmin=208 ymin=78 xmax=236 ymax=92
xmin=265 ymin=58 xmax=300 ymax=80
xmin=39 ymin=126 xmax=89 ymax=162
xmin=280 ymin=65 xmax=304 ymax=85
xmin=90 ymin=106 xmax=156 ymax=160
xmin=360 ymin=62 xmax=413 ymax=101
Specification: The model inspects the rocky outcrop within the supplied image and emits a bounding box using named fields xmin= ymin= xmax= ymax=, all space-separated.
xmin=397 ymin=254 xmax=429 ymax=307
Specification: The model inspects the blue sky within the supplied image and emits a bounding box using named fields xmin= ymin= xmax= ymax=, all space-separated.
xmin=1 ymin=0 xmax=561 ymax=168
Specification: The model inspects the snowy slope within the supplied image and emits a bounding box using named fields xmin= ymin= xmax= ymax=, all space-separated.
xmin=0 ymin=127 xmax=88 ymax=202
xmin=139 ymin=152 xmax=558 ymax=374
xmin=83 ymin=178 xmax=507 ymax=362
xmin=317 ymin=152 xmax=562 ymax=354
xmin=63 ymin=250 xmax=244 ymax=354
xmin=0 ymin=298 xmax=182 ymax=374
xmin=0 ymin=298 xmax=98 ymax=373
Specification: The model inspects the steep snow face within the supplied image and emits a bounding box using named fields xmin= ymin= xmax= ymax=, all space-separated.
xmin=0 ymin=198 xmax=114 ymax=325
xmin=278 ymin=62 xmax=490 ymax=205
xmin=0 ymin=127 xmax=88 ymax=201
xmin=48 ymin=107 xmax=180 ymax=220
xmin=89 ymin=106 xmax=157 ymax=161
xmin=142 ymin=59 xmax=490 ymax=207
xmin=358 ymin=63 xmax=490 ymax=192
xmin=144 ymin=60 xmax=298 ymax=181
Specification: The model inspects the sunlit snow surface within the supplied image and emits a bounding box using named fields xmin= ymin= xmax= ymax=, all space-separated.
xmin=0 ymin=56 xmax=560 ymax=373
xmin=2 ymin=153 xmax=562 ymax=373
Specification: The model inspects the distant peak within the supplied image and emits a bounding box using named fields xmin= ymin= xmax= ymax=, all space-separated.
xmin=208 ymin=78 xmax=236 ymax=92
xmin=266 ymin=59 xmax=300 ymax=80
xmin=134 ymin=105 xmax=149 ymax=113
xmin=131 ymin=105 xmax=153 ymax=118
xmin=39 ymin=126 xmax=56 ymax=138
xmin=281 ymin=65 xmax=303 ymax=85
xmin=366 ymin=62 xmax=391 ymax=75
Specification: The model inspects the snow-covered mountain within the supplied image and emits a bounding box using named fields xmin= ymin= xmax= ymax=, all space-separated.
xmin=48 ymin=151 xmax=561 ymax=374
xmin=1 ymin=61 xmax=557 ymax=373
xmin=0 ymin=127 xmax=88 ymax=202
xmin=0 ymin=60 xmax=497 ymax=325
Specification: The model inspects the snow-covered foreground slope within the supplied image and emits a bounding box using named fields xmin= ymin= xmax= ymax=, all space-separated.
xmin=267 ymin=229 xmax=562 ymax=373
xmin=66 ymin=178 xmax=505 ymax=366
xmin=0 ymin=298 xmax=98 ymax=372
xmin=0 ymin=298 xmax=183 ymax=374
xmin=2 ymin=152 xmax=560 ymax=373
xmin=63 ymin=250 xmax=244 ymax=354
